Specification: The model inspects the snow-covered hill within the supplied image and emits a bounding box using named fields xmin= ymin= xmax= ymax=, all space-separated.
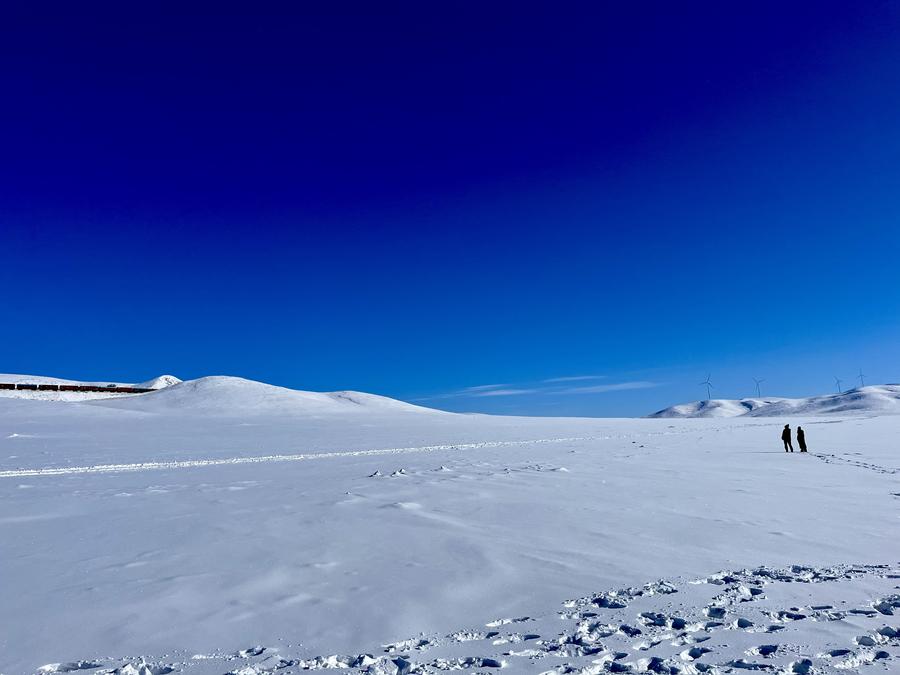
xmin=0 ymin=373 xmax=442 ymax=414
xmin=649 ymin=384 xmax=900 ymax=418
xmin=88 ymin=375 xmax=445 ymax=415
xmin=137 ymin=374 xmax=182 ymax=389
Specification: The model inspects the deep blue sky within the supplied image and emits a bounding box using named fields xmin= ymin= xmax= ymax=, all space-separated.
xmin=3 ymin=3 xmax=900 ymax=416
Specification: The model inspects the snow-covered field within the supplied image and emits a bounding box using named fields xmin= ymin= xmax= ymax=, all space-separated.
xmin=1 ymin=377 xmax=897 ymax=675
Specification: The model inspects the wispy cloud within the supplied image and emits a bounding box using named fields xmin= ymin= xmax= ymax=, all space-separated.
xmin=542 ymin=374 xmax=606 ymax=383
xmin=460 ymin=383 xmax=508 ymax=393
xmin=468 ymin=387 xmax=540 ymax=397
xmin=416 ymin=383 xmax=513 ymax=400
xmin=556 ymin=381 xmax=659 ymax=395
xmin=418 ymin=378 xmax=659 ymax=402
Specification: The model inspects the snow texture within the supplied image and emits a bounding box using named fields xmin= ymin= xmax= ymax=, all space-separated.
xmin=0 ymin=375 xmax=897 ymax=674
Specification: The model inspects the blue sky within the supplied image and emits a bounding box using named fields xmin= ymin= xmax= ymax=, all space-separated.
xmin=2 ymin=4 xmax=900 ymax=416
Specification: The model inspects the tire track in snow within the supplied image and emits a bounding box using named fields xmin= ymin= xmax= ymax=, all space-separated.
xmin=0 ymin=436 xmax=592 ymax=479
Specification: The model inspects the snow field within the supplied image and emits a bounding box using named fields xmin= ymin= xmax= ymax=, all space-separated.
xmin=0 ymin=377 xmax=897 ymax=673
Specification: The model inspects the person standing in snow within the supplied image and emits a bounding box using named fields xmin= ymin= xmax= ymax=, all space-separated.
xmin=797 ymin=426 xmax=807 ymax=452
xmin=782 ymin=424 xmax=793 ymax=452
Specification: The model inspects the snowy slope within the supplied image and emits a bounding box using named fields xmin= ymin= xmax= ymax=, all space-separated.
xmin=86 ymin=376 xmax=445 ymax=415
xmin=649 ymin=384 xmax=900 ymax=418
xmin=137 ymin=374 xmax=182 ymax=389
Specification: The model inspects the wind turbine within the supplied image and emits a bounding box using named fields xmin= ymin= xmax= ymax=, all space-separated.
xmin=699 ymin=374 xmax=713 ymax=401
xmin=753 ymin=377 xmax=765 ymax=398
xmin=858 ymin=369 xmax=866 ymax=388
xmin=834 ymin=376 xmax=843 ymax=394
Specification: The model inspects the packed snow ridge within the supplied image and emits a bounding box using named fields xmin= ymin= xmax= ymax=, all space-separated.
xmin=649 ymin=384 xmax=900 ymax=418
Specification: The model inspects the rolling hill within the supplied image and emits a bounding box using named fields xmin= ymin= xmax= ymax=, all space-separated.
xmin=649 ymin=384 xmax=900 ymax=418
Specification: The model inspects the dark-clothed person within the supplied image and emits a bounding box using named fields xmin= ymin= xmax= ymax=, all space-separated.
xmin=782 ymin=424 xmax=793 ymax=452
xmin=797 ymin=426 xmax=807 ymax=452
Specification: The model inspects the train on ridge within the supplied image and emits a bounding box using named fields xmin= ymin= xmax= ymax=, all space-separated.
xmin=0 ymin=383 xmax=155 ymax=394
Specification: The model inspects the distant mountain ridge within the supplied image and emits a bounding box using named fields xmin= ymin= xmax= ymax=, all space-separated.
xmin=649 ymin=384 xmax=900 ymax=418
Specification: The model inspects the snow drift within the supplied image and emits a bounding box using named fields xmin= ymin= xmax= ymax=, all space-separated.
xmin=649 ymin=384 xmax=900 ymax=418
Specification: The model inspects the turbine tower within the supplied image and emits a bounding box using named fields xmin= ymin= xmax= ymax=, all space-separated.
xmin=753 ymin=377 xmax=765 ymax=398
xmin=699 ymin=374 xmax=713 ymax=401
xmin=834 ymin=376 xmax=843 ymax=394
xmin=858 ymin=369 xmax=866 ymax=388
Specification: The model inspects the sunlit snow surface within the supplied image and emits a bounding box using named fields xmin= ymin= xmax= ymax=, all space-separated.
xmin=1 ymin=377 xmax=897 ymax=674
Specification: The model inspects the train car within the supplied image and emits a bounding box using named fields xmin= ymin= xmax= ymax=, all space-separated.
xmin=0 ymin=382 xmax=157 ymax=395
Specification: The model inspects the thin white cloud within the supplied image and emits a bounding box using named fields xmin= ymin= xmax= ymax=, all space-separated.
xmin=417 ymin=379 xmax=657 ymax=402
xmin=542 ymin=374 xmax=606 ymax=383
xmin=556 ymin=381 xmax=659 ymax=395
xmin=461 ymin=383 xmax=509 ymax=393
xmin=469 ymin=388 xmax=540 ymax=397
xmin=416 ymin=383 xmax=510 ymax=400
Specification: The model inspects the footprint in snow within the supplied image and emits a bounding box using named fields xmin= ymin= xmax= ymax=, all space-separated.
xmin=448 ymin=630 xmax=498 ymax=642
xmin=485 ymin=616 xmax=531 ymax=627
xmin=383 ymin=637 xmax=433 ymax=652
xmin=769 ymin=609 xmax=806 ymax=621
xmin=724 ymin=658 xmax=774 ymax=670
xmin=680 ymin=646 xmax=711 ymax=660
xmin=873 ymin=593 xmax=900 ymax=615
